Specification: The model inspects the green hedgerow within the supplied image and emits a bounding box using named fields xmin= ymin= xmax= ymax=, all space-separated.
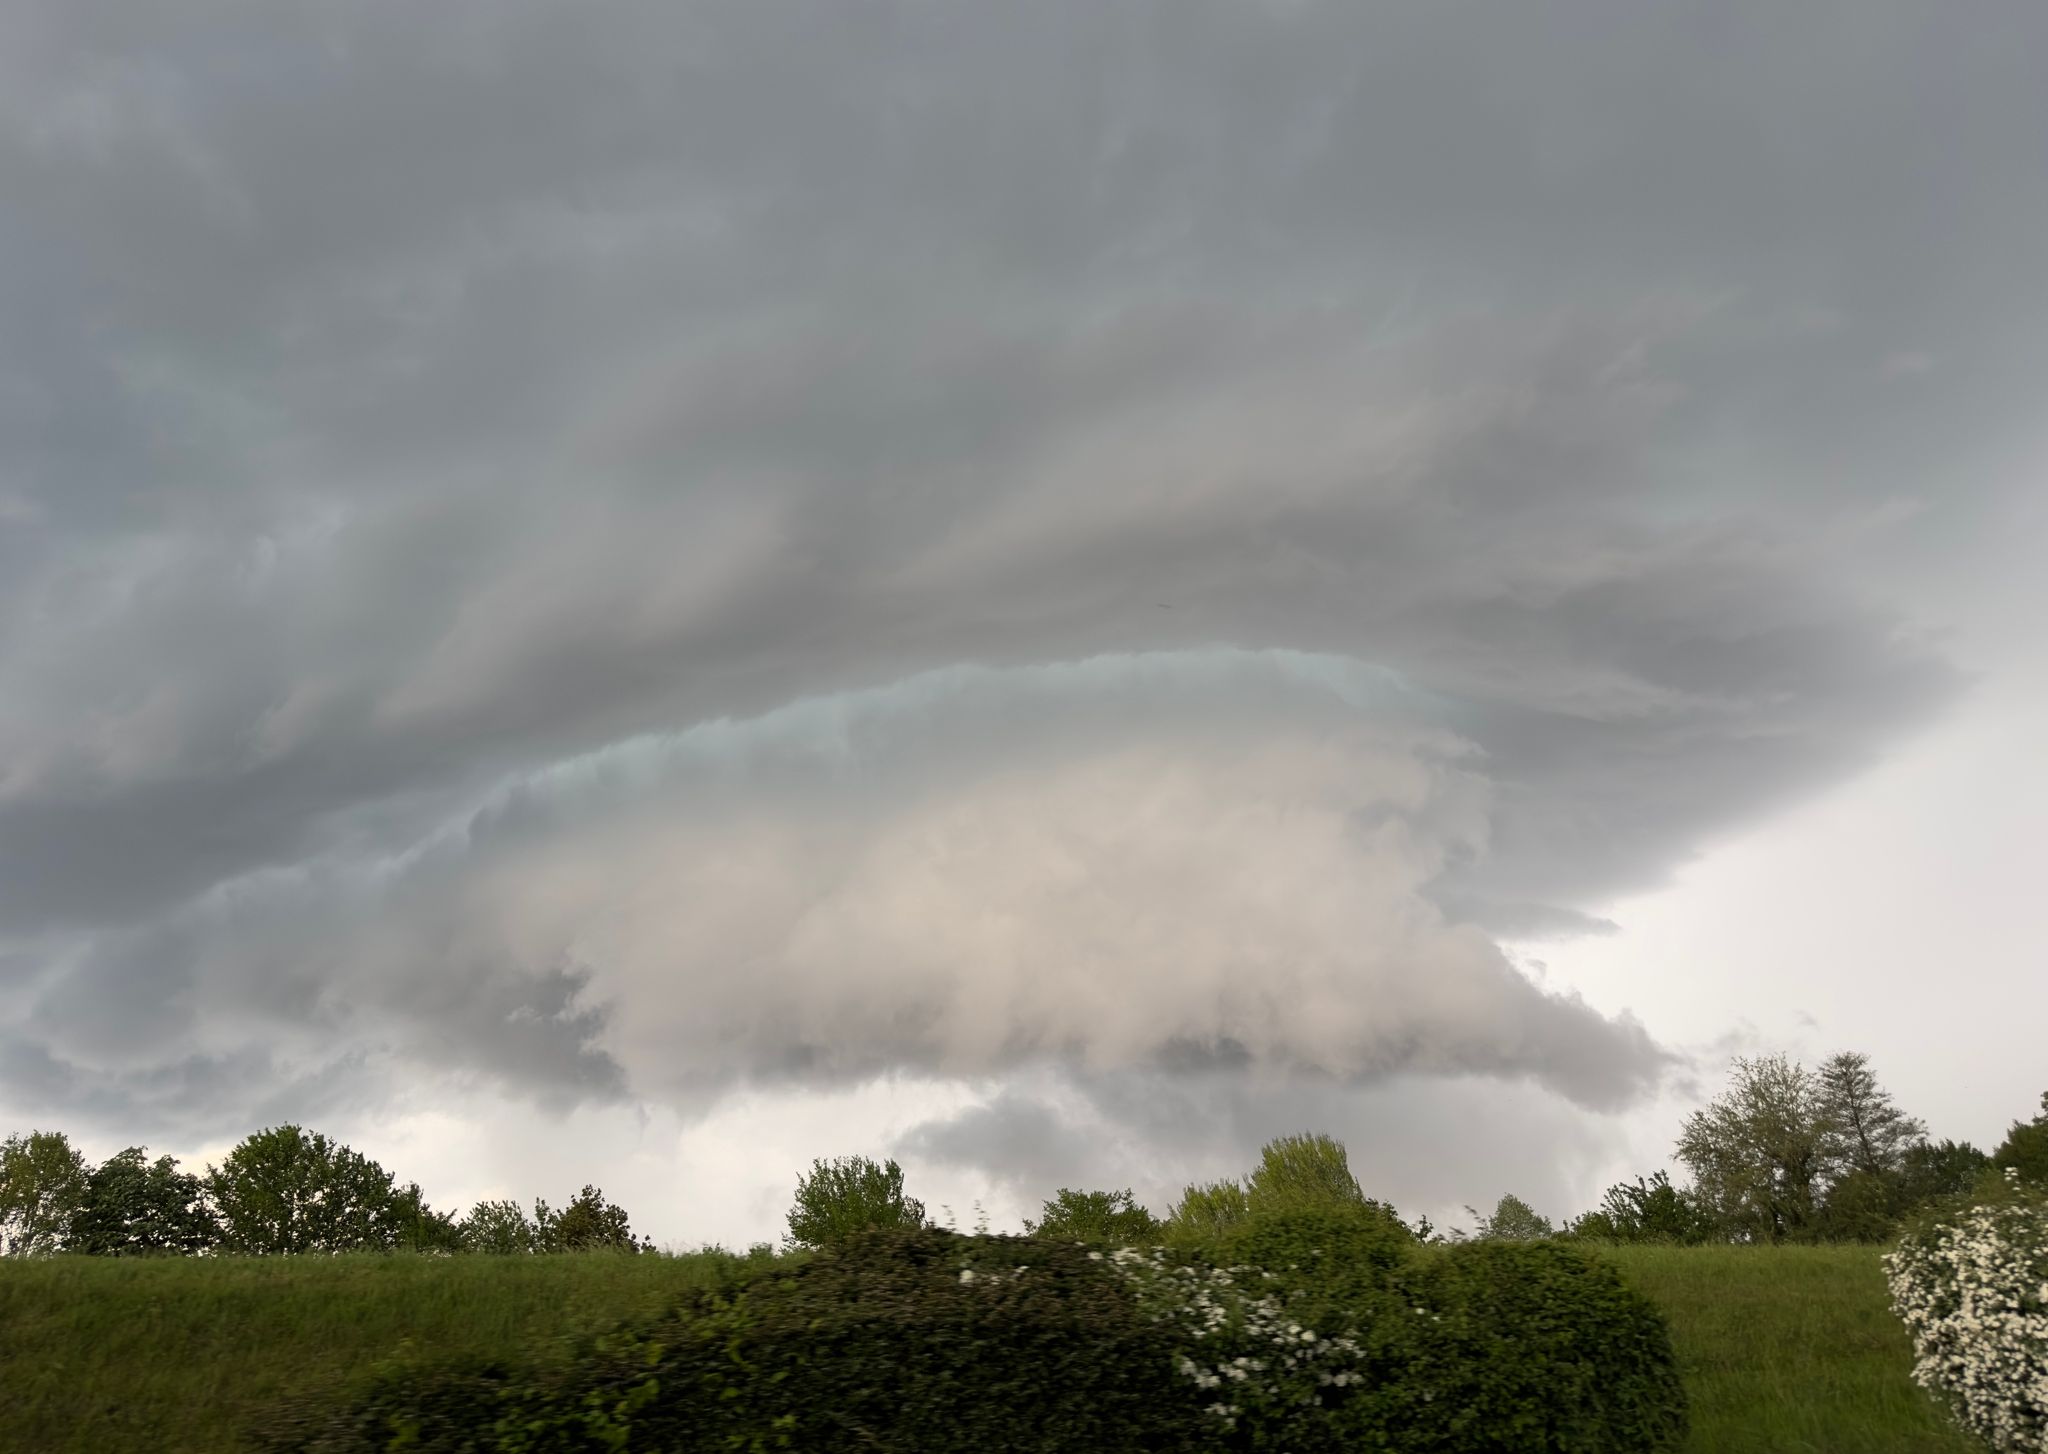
xmin=1112 ymin=1206 xmax=1687 ymax=1453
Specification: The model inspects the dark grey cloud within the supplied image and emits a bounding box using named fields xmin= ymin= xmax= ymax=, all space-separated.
xmin=1 ymin=1 xmax=2037 ymax=1176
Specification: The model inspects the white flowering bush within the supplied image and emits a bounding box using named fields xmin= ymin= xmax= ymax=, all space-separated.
xmin=1886 ymin=1170 xmax=2048 ymax=1453
xmin=1097 ymin=1244 xmax=1376 ymax=1438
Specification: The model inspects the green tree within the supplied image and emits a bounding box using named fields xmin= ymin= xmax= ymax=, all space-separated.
xmin=1245 ymin=1131 xmax=1364 ymax=1212
xmin=1023 ymin=1188 xmax=1161 ymax=1244
xmin=536 ymin=1184 xmax=650 ymax=1253
xmin=1164 ymin=1178 xmax=1250 ymax=1240
xmin=0 ymin=1130 xmax=88 ymax=1256
xmin=1566 ymin=1172 xmax=1715 ymax=1244
xmin=1815 ymin=1051 xmax=1925 ymax=1181
xmin=1469 ymin=1192 xmax=1554 ymax=1241
xmin=387 ymin=1180 xmax=463 ymax=1253
xmin=783 ymin=1155 xmax=926 ymax=1250
xmin=460 ymin=1198 xmax=538 ymax=1254
xmin=66 ymin=1147 xmax=219 ymax=1256
xmin=1991 ymin=1092 xmax=2048 ymax=1186
xmin=1675 ymin=1054 xmax=1831 ymax=1242
xmin=1895 ymin=1138 xmax=1991 ymax=1208
xmin=205 ymin=1125 xmax=407 ymax=1254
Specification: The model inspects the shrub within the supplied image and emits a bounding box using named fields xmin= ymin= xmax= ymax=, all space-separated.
xmin=1885 ymin=1169 xmax=2048 ymax=1452
xmin=1114 ymin=1207 xmax=1686 ymax=1453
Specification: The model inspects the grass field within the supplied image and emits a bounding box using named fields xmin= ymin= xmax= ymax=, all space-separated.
xmin=0 ymin=1243 xmax=1983 ymax=1453
xmin=1605 ymin=1244 xmax=1980 ymax=1454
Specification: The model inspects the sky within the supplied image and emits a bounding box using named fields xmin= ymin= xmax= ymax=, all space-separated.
xmin=2 ymin=0 xmax=2044 ymax=1250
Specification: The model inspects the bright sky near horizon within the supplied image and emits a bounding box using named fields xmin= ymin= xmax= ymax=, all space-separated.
xmin=2 ymin=1 xmax=2043 ymax=1249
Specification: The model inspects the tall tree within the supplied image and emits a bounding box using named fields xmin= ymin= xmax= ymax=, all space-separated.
xmin=205 ymin=1125 xmax=405 ymax=1254
xmin=1815 ymin=1052 xmax=1926 ymax=1181
xmin=1675 ymin=1054 xmax=1831 ymax=1243
xmin=783 ymin=1155 xmax=926 ymax=1250
xmin=67 ymin=1147 xmax=219 ymax=1256
xmin=0 ymin=1130 xmax=87 ymax=1257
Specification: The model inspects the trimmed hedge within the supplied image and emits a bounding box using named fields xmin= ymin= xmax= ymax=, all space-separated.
xmin=263 ymin=1215 xmax=1686 ymax=1453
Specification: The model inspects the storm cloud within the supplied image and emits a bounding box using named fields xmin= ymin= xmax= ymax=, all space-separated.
xmin=3 ymin=0 xmax=2039 ymax=1232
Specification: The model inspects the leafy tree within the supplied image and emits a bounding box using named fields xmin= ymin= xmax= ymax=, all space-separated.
xmin=1022 ymin=1188 xmax=1161 ymax=1244
xmin=66 ymin=1147 xmax=219 ymax=1256
xmin=388 ymin=1180 xmax=463 ymax=1253
xmin=1469 ymin=1192 xmax=1554 ymax=1241
xmin=1895 ymin=1138 xmax=1991 ymax=1208
xmin=205 ymin=1125 xmax=407 ymax=1254
xmin=460 ymin=1198 xmax=538 ymax=1254
xmin=0 ymin=1130 xmax=88 ymax=1256
xmin=1991 ymin=1091 xmax=2048 ymax=1186
xmin=1675 ymin=1054 xmax=1831 ymax=1243
xmin=783 ymin=1156 xmax=926 ymax=1250
xmin=1815 ymin=1051 xmax=1925 ymax=1181
xmin=1567 ymin=1172 xmax=1714 ymax=1244
xmin=1165 ymin=1178 xmax=1250 ymax=1239
xmin=1246 ymin=1131 xmax=1365 ymax=1212
xmin=536 ymin=1184 xmax=651 ymax=1253
xmin=1813 ymin=1168 xmax=1902 ymax=1243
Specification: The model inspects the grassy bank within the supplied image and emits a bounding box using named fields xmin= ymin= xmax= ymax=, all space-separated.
xmin=1605 ymin=1244 xmax=1978 ymax=1454
xmin=0 ymin=1252 xmax=742 ymax=1454
xmin=0 ymin=1243 xmax=1983 ymax=1453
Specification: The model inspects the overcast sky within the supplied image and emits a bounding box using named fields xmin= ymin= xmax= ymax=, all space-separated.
xmin=3 ymin=0 xmax=2044 ymax=1248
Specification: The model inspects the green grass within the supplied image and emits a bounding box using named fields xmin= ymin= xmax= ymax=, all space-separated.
xmin=0 ymin=1244 xmax=1987 ymax=1453
xmin=0 ymin=1251 xmax=743 ymax=1454
xmin=1604 ymin=1244 xmax=1981 ymax=1454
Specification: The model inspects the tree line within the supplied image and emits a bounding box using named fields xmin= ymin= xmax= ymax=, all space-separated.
xmin=5 ymin=1052 xmax=2043 ymax=1258
xmin=0 ymin=1123 xmax=650 ymax=1257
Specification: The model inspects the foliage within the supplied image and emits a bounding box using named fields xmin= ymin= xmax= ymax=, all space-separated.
xmin=265 ymin=1228 xmax=1207 ymax=1453
xmin=0 ymin=1129 xmax=88 ymax=1257
xmin=1168 ymin=1178 xmax=1252 ymax=1242
xmin=1993 ymin=1093 xmax=2048 ymax=1187
xmin=534 ymin=1184 xmax=650 ymax=1253
xmin=1470 ymin=1192 xmax=1555 ymax=1241
xmin=1676 ymin=1054 xmax=1832 ymax=1242
xmin=1111 ymin=1207 xmax=1685 ymax=1452
xmin=1167 ymin=1131 xmax=1402 ymax=1246
xmin=205 ymin=1125 xmax=410 ymax=1254
xmin=782 ymin=1154 xmax=926 ymax=1250
xmin=1899 ymin=1139 xmax=1994 ymax=1208
xmin=66 ymin=1146 xmax=219 ymax=1256
xmin=387 ymin=1181 xmax=463 ymax=1254
xmin=1246 ymin=1131 xmax=1366 ymax=1212
xmin=460 ymin=1199 xmax=538 ymax=1254
xmin=1566 ymin=1173 xmax=1716 ymax=1246
xmin=5 ymin=1235 xmax=1983 ymax=1454
xmin=1024 ymin=1186 xmax=1161 ymax=1245
xmin=1816 ymin=1052 xmax=1926 ymax=1181
xmin=1884 ymin=1169 xmax=2048 ymax=1452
